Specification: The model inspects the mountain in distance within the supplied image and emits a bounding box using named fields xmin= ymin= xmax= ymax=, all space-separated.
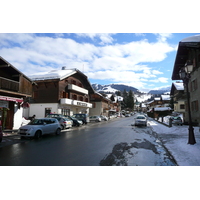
xmin=92 ymin=83 xmax=171 ymax=103
xmin=92 ymin=83 xmax=171 ymax=95
xmin=92 ymin=83 xmax=140 ymax=94
xmin=148 ymin=86 xmax=171 ymax=95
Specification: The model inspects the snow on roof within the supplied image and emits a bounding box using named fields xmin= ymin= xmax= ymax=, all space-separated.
xmin=154 ymin=107 xmax=172 ymax=111
xmin=106 ymin=94 xmax=113 ymax=98
xmin=154 ymin=97 xmax=160 ymax=101
xmin=181 ymin=35 xmax=200 ymax=43
xmin=173 ymin=82 xmax=184 ymax=90
xmin=29 ymin=69 xmax=76 ymax=81
xmin=147 ymin=100 xmax=154 ymax=104
xmin=117 ymin=96 xmax=123 ymax=101
xmin=135 ymin=94 xmax=152 ymax=103
xmin=161 ymin=95 xmax=170 ymax=101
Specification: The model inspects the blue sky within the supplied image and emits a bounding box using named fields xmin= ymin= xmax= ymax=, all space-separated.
xmin=1 ymin=33 xmax=199 ymax=92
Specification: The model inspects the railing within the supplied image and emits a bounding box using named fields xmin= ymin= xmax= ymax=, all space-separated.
xmin=0 ymin=77 xmax=19 ymax=92
xmin=68 ymin=84 xmax=88 ymax=95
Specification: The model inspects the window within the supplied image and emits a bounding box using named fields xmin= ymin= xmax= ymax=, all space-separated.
xmin=72 ymin=94 xmax=77 ymax=100
xmin=61 ymin=109 xmax=70 ymax=116
xmin=180 ymin=104 xmax=185 ymax=109
xmin=45 ymin=108 xmax=51 ymax=117
xmin=72 ymin=80 xmax=76 ymax=85
xmin=191 ymin=79 xmax=198 ymax=91
xmin=191 ymin=100 xmax=199 ymax=112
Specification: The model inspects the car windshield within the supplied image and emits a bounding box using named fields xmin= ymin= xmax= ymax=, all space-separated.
xmin=136 ymin=116 xmax=145 ymax=119
xmin=28 ymin=119 xmax=44 ymax=125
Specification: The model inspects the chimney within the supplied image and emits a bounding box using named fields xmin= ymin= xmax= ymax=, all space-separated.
xmin=62 ymin=66 xmax=67 ymax=70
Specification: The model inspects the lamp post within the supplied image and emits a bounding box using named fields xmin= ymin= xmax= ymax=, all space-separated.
xmin=179 ymin=60 xmax=196 ymax=145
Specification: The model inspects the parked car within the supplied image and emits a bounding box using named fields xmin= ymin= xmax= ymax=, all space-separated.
xmin=89 ymin=115 xmax=101 ymax=122
xmin=100 ymin=115 xmax=108 ymax=121
xmin=135 ymin=115 xmax=147 ymax=126
xmin=53 ymin=117 xmax=72 ymax=129
xmin=46 ymin=114 xmax=65 ymax=118
xmin=0 ymin=125 xmax=2 ymax=143
xmin=125 ymin=113 xmax=131 ymax=117
xmin=72 ymin=114 xmax=89 ymax=124
xmin=18 ymin=118 xmax=61 ymax=139
xmin=65 ymin=116 xmax=83 ymax=126
xmin=171 ymin=116 xmax=183 ymax=125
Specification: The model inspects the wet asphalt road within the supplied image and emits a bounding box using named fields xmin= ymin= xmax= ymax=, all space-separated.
xmin=0 ymin=115 xmax=177 ymax=166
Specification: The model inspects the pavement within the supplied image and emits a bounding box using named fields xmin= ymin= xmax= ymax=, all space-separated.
xmin=148 ymin=118 xmax=200 ymax=166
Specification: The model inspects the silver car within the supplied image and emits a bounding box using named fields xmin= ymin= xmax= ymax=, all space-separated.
xmin=135 ymin=115 xmax=147 ymax=126
xmin=89 ymin=115 xmax=101 ymax=122
xmin=18 ymin=118 xmax=61 ymax=139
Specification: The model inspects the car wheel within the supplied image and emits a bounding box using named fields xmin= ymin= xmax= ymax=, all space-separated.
xmin=34 ymin=130 xmax=41 ymax=139
xmin=55 ymin=128 xmax=61 ymax=135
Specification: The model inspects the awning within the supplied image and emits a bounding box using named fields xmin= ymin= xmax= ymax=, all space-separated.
xmin=0 ymin=95 xmax=23 ymax=103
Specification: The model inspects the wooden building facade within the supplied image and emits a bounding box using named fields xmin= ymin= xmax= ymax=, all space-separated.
xmin=0 ymin=56 xmax=33 ymax=130
xmin=27 ymin=68 xmax=95 ymax=118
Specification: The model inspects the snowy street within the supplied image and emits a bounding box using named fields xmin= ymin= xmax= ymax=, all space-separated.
xmin=1 ymin=114 xmax=200 ymax=166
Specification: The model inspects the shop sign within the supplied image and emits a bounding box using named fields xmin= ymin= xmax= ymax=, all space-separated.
xmin=0 ymin=100 xmax=9 ymax=108
xmin=0 ymin=95 xmax=23 ymax=103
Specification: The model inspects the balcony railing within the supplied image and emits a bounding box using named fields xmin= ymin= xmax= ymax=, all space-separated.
xmin=68 ymin=84 xmax=88 ymax=95
xmin=0 ymin=77 xmax=19 ymax=92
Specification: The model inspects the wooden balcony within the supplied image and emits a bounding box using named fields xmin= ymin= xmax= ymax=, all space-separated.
xmin=0 ymin=76 xmax=19 ymax=92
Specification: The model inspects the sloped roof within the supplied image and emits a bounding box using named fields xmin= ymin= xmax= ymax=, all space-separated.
xmin=154 ymin=107 xmax=172 ymax=111
xmin=29 ymin=69 xmax=77 ymax=81
xmin=172 ymin=34 xmax=200 ymax=80
xmin=154 ymin=97 xmax=160 ymax=101
xmin=161 ymin=95 xmax=170 ymax=101
xmin=170 ymin=82 xmax=184 ymax=96
xmin=0 ymin=56 xmax=32 ymax=82
xmin=29 ymin=67 xmax=95 ymax=94
xmin=181 ymin=35 xmax=200 ymax=43
xmin=173 ymin=82 xmax=184 ymax=90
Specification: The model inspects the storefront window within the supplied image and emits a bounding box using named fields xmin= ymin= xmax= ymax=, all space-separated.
xmin=61 ymin=109 xmax=70 ymax=116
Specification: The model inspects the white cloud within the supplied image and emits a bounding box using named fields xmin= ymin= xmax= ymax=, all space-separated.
xmin=75 ymin=33 xmax=115 ymax=44
xmin=150 ymin=77 xmax=169 ymax=83
xmin=0 ymin=33 xmax=176 ymax=90
xmin=152 ymin=70 xmax=163 ymax=75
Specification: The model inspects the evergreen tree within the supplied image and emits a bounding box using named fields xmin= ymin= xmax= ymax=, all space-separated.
xmin=115 ymin=90 xmax=122 ymax=96
xmin=121 ymin=89 xmax=128 ymax=110
xmin=127 ymin=90 xmax=134 ymax=111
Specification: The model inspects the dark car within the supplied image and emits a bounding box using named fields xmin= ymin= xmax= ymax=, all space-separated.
xmin=65 ymin=116 xmax=83 ymax=126
xmin=72 ymin=114 xmax=89 ymax=124
xmin=46 ymin=114 xmax=65 ymax=118
xmin=0 ymin=125 xmax=2 ymax=142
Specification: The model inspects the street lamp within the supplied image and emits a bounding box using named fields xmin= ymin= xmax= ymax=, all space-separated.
xmin=179 ymin=60 xmax=196 ymax=145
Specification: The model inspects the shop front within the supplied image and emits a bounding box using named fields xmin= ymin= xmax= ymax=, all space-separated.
xmin=0 ymin=95 xmax=23 ymax=130
xmin=60 ymin=98 xmax=93 ymax=116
